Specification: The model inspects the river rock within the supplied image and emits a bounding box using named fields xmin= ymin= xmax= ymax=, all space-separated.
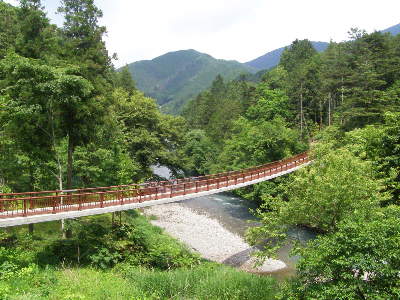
xmin=143 ymin=203 xmax=287 ymax=273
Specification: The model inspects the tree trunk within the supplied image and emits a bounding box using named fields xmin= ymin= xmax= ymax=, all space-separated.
xmin=67 ymin=136 xmax=74 ymax=189
xmin=28 ymin=223 xmax=34 ymax=234
xmin=328 ymin=92 xmax=332 ymax=126
xmin=300 ymin=83 xmax=304 ymax=136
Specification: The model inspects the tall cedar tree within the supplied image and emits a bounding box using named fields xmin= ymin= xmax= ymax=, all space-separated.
xmin=58 ymin=0 xmax=111 ymax=188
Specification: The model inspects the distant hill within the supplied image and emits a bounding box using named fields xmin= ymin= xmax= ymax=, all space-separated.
xmin=245 ymin=41 xmax=329 ymax=70
xmin=382 ymin=23 xmax=400 ymax=35
xmin=127 ymin=50 xmax=255 ymax=114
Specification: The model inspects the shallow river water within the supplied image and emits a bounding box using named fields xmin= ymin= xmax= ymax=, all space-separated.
xmin=181 ymin=192 xmax=316 ymax=279
xmin=150 ymin=166 xmax=315 ymax=279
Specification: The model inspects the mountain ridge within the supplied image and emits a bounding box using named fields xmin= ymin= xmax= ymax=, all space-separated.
xmin=245 ymin=41 xmax=329 ymax=70
xmin=125 ymin=23 xmax=400 ymax=114
xmin=382 ymin=23 xmax=400 ymax=36
xmin=127 ymin=49 xmax=255 ymax=114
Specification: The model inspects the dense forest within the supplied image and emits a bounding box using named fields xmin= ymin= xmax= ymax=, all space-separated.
xmin=182 ymin=29 xmax=400 ymax=298
xmin=1 ymin=0 xmax=400 ymax=299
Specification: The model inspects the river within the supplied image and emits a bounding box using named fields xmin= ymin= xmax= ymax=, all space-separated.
xmin=182 ymin=193 xmax=315 ymax=279
xmin=150 ymin=166 xmax=316 ymax=279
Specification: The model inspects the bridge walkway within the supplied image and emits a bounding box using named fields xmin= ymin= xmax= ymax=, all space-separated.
xmin=0 ymin=152 xmax=310 ymax=227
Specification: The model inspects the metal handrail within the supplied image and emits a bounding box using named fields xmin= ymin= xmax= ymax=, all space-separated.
xmin=0 ymin=152 xmax=309 ymax=219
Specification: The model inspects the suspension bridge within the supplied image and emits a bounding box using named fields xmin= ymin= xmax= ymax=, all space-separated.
xmin=0 ymin=152 xmax=310 ymax=227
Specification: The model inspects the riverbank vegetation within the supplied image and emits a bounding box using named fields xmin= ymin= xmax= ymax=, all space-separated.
xmin=0 ymin=212 xmax=277 ymax=299
xmin=181 ymin=24 xmax=400 ymax=299
xmin=1 ymin=0 xmax=400 ymax=298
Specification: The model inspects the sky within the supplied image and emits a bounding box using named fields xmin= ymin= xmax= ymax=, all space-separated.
xmin=5 ymin=0 xmax=400 ymax=68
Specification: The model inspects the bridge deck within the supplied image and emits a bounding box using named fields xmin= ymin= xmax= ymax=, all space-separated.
xmin=0 ymin=153 xmax=310 ymax=227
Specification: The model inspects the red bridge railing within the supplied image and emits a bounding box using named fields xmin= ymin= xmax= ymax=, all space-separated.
xmin=0 ymin=152 xmax=309 ymax=219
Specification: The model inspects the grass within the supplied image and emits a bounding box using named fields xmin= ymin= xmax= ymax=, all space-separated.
xmin=0 ymin=211 xmax=278 ymax=299
xmin=2 ymin=264 xmax=277 ymax=299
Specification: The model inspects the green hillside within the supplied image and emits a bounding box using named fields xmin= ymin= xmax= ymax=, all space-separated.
xmin=127 ymin=50 xmax=255 ymax=114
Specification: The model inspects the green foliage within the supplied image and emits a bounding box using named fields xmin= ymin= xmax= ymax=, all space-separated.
xmin=247 ymin=146 xmax=387 ymax=258
xmin=246 ymin=85 xmax=292 ymax=121
xmin=58 ymin=0 xmax=111 ymax=82
xmin=340 ymin=112 xmax=400 ymax=204
xmin=0 ymin=2 xmax=19 ymax=58
xmin=181 ymin=129 xmax=216 ymax=175
xmin=279 ymin=206 xmax=400 ymax=299
xmin=115 ymin=65 xmax=136 ymax=94
xmin=379 ymin=112 xmax=400 ymax=203
xmin=280 ymin=39 xmax=318 ymax=73
xmin=112 ymin=88 xmax=187 ymax=177
xmin=216 ymin=116 xmax=305 ymax=172
xmin=73 ymin=144 xmax=140 ymax=187
xmin=0 ymin=264 xmax=276 ymax=300
xmin=16 ymin=0 xmax=57 ymax=60
xmin=129 ymin=49 xmax=254 ymax=114
xmin=37 ymin=212 xmax=200 ymax=270
xmin=0 ymin=213 xmax=278 ymax=299
xmin=183 ymin=75 xmax=257 ymax=152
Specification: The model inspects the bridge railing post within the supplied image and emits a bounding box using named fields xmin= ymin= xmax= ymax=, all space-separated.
xmin=100 ymin=193 xmax=104 ymax=208
xmin=29 ymin=193 xmax=34 ymax=210
xmin=52 ymin=196 xmax=56 ymax=214
xmin=23 ymin=198 xmax=27 ymax=217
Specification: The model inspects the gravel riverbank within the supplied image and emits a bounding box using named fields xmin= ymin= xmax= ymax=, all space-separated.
xmin=143 ymin=202 xmax=287 ymax=273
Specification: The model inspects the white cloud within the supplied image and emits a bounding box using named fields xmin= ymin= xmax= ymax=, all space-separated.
xmin=4 ymin=0 xmax=400 ymax=67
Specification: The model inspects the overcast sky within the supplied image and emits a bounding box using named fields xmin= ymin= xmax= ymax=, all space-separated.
xmin=5 ymin=0 xmax=400 ymax=67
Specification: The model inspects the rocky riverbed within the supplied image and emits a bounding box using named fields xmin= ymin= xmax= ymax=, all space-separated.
xmin=143 ymin=202 xmax=287 ymax=273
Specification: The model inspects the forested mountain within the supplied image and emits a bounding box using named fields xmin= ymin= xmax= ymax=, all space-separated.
xmin=245 ymin=41 xmax=329 ymax=70
xmin=382 ymin=23 xmax=400 ymax=35
xmin=126 ymin=50 xmax=255 ymax=114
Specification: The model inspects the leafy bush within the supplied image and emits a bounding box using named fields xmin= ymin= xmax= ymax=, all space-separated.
xmin=36 ymin=211 xmax=200 ymax=270
xmin=279 ymin=206 xmax=400 ymax=299
xmin=247 ymin=145 xmax=388 ymax=258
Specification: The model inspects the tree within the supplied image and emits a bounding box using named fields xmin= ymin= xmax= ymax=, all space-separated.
xmin=378 ymin=112 xmax=400 ymax=204
xmin=280 ymin=39 xmax=317 ymax=73
xmin=216 ymin=116 xmax=305 ymax=172
xmin=111 ymin=88 xmax=187 ymax=179
xmin=58 ymin=0 xmax=112 ymax=86
xmin=246 ymin=85 xmax=292 ymax=122
xmin=280 ymin=39 xmax=319 ymax=134
xmin=247 ymin=146 xmax=388 ymax=258
xmin=339 ymin=30 xmax=392 ymax=129
xmin=16 ymin=0 xmax=56 ymax=59
xmin=280 ymin=206 xmax=400 ymax=299
xmin=0 ymin=2 xmax=19 ymax=58
xmin=181 ymin=130 xmax=216 ymax=176
xmin=0 ymin=54 xmax=95 ymax=191
xmin=115 ymin=65 xmax=136 ymax=95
